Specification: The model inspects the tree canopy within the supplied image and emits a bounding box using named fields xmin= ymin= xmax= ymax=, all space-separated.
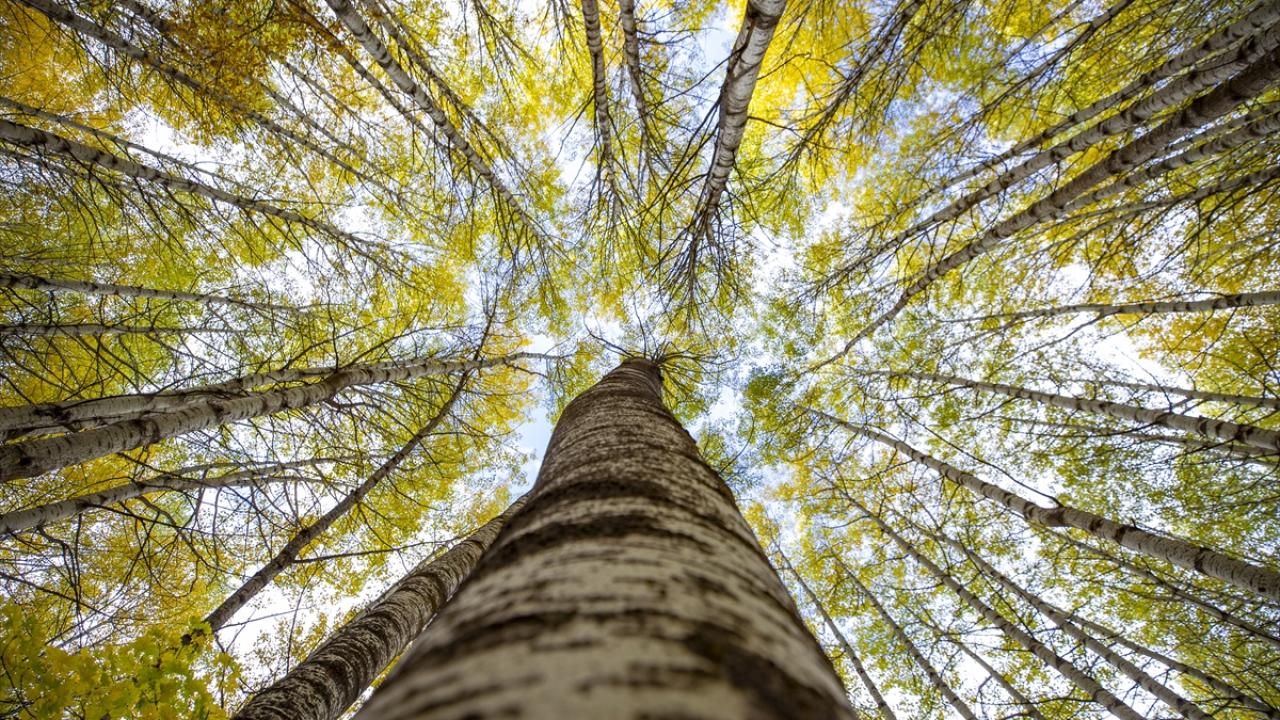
xmin=1 ymin=0 xmax=1277 ymax=717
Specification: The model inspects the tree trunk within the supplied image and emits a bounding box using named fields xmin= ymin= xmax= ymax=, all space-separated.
xmin=851 ymin=500 xmax=1147 ymax=720
xmin=971 ymin=289 xmax=1280 ymax=323
xmin=940 ymin=636 xmax=1047 ymax=720
xmin=778 ymin=548 xmax=896 ymax=720
xmin=0 ymin=269 xmax=291 ymax=313
xmin=0 ymin=457 xmax=341 ymax=534
xmin=889 ymin=369 xmax=1280 ymax=454
xmin=841 ymin=40 xmax=1280 ymax=346
xmin=580 ymin=0 xmax=617 ymax=179
xmin=203 ymin=374 xmax=467 ymax=632
xmin=354 ymin=358 xmax=856 ymax=719
xmin=0 ymin=353 xmax=526 ymax=482
xmin=232 ymin=496 xmax=528 ymax=720
xmin=692 ymin=0 xmax=786 ymax=229
xmin=815 ymin=413 xmax=1280 ymax=603
xmin=324 ymin=0 xmax=546 ymax=246
xmin=831 ymin=554 xmax=978 ymax=720
xmin=927 ymin=526 xmax=1215 ymax=720
xmin=616 ymin=0 xmax=653 ymax=142
xmin=932 ymin=0 xmax=1280 ymax=196
xmin=1078 ymin=378 xmax=1280 ymax=412
xmin=0 ymin=117 xmax=364 ymax=250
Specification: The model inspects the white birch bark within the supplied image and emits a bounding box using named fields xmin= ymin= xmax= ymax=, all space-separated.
xmin=354 ymin=359 xmax=857 ymax=719
xmin=617 ymin=0 xmax=654 ymax=141
xmin=0 ymin=353 xmax=531 ymax=482
xmin=1048 ymin=605 xmax=1280 ymax=718
xmin=941 ymin=636 xmax=1047 ymax=720
xmin=204 ymin=375 xmax=467 ymax=632
xmin=811 ymin=411 xmax=1280 ymax=603
xmin=16 ymin=0 xmax=383 ymax=190
xmin=0 ymin=270 xmax=291 ymax=312
xmin=1051 ymin=529 xmax=1280 ymax=651
xmin=933 ymin=0 xmax=1280 ymax=194
xmin=834 ymin=556 xmax=978 ymax=720
xmin=935 ymin=530 xmax=1216 ymax=720
xmin=0 ymin=457 xmax=340 ymax=534
xmin=967 ymin=289 xmax=1280 ymax=323
xmin=580 ymin=0 xmax=617 ymax=178
xmin=0 ymin=322 xmax=234 ymax=337
xmin=778 ymin=549 xmax=896 ymax=720
xmin=854 ymin=501 xmax=1147 ymax=720
xmin=888 ymin=369 xmax=1280 ymax=453
xmin=0 ymin=353 xmax=551 ymax=440
xmin=0 ymin=118 xmax=367 ymax=251
xmin=691 ymin=0 xmax=786 ymax=231
xmin=324 ymin=0 xmax=549 ymax=247
xmin=859 ymin=14 xmax=1280 ymax=272
xmin=231 ymin=496 xmax=528 ymax=720
xmin=1081 ymin=378 xmax=1280 ymax=412
xmin=838 ymin=41 xmax=1280 ymax=348
xmin=1067 ymin=109 xmax=1280 ymax=209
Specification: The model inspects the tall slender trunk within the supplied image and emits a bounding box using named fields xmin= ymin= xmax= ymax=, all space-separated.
xmin=0 ymin=269 xmax=292 ymax=312
xmin=232 ymin=496 xmax=528 ymax=720
xmin=0 ymin=354 xmax=525 ymax=482
xmin=0 ymin=118 xmax=365 ymax=251
xmin=925 ymin=525 xmax=1215 ymax=720
xmin=970 ymin=289 xmax=1280 ymax=323
xmin=0 ymin=322 xmax=234 ymax=337
xmin=940 ymin=636 xmax=1047 ymax=720
xmin=0 ymin=457 xmax=341 ymax=534
xmin=204 ymin=374 xmax=467 ymax=632
xmin=1032 ymin=598 xmax=1280 ymax=718
xmin=1075 ymin=378 xmax=1280 ymax=412
xmin=691 ymin=0 xmax=786 ymax=230
xmin=777 ymin=547 xmax=896 ymax=720
xmin=1051 ymin=530 xmax=1280 ymax=651
xmin=324 ymin=0 xmax=548 ymax=247
xmin=840 ymin=40 xmax=1280 ymax=347
xmin=832 ymin=554 xmax=978 ymax=720
xmin=580 ymin=0 xmax=617 ymax=179
xmin=932 ymin=0 xmax=1280 ymax=195
xmin=616 ymin=0 xmax=653 ymax=143
xmin=354 ymin=359 xmax=856 ymax=718
xmin=884 ymin=19 xmax=1280 ymax=250
xmin=16 ymin=0 xmax=382 ymax=190
xmin=812 ymin=411 xmax=1280 ymax=602
xmin=0 ymin=352 xmax=547 ymax=440
xmin=888 ymin=369 xmax=1280 ymax=453
xmin=851 ymin=499 xmax=1147 ymax=720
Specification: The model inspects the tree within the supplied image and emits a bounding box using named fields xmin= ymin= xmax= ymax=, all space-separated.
xmin=2 ymin=0 xmax=1279 ymax=717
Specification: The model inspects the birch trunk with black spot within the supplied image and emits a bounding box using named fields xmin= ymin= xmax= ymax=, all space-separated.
xmin=355 ymin=359 xmax=856 ymax=719
xmin=203 ymin=375 xmax=467 ymax=632
xmin=852 ymin=500 xmax=1148 ymax=720
xmin=843 ymin=41 xmax=1280 ymax=344
xmin=0 ymin=457 xmax=340 ymax=534
xmin=778 ymin=548 xmax=895 ymax=720
xmin=832 ymin=555 xmax=978 ymax=720
xmin=889 ymin=369 xmax=1280 ymax=453
xmin=232 ymin=496 xmax=528 ymax=720
xmin=941 ymin=636 xmax=1047 ymax=720
xmin=814 ymin=413 xmax=1280 ymax=603
xmin=928 ymin=526 xmax=1215 ymax=720
xmin=0 ymin=354 xmax=525 ymax=482
xmin=932 ymin=0 xmax=1280 ymax=195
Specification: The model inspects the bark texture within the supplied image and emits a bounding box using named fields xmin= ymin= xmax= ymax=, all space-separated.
xmin=814 ymin=412 xmax=1280 ymax=603
xmin=232 ymin=496 xmax=528 ymax=720
xmin=356 ymin=359 xmax=856 ymax=719
xmin=0 ymin=353 xmax=525 ymax=482
xmin=780 ymin=550 xmax=896 ymax=720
